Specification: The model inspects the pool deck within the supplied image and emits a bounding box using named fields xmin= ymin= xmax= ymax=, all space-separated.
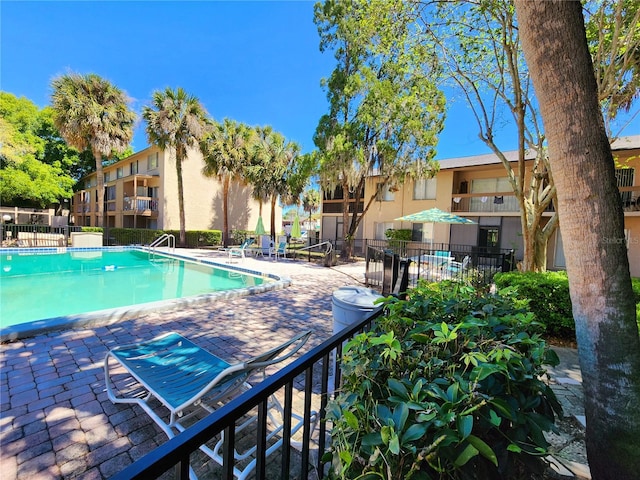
xmin=0 ymin=249 xmax=587 ymax=479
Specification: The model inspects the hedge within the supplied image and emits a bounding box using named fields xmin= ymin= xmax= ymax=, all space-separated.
xmin=80 ymin=227 xmax=223 ymax=248
xmin=494 ymin=271 xmax=640 ymax=342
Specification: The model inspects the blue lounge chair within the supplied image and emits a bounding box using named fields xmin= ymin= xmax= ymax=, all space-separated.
xmin=228 ymin=238 xmax=254 ymax=261
xmin=104 ymin=330 xmax=314 ymax=479
xmin=272 ymin=241 xmax=288 ymax=261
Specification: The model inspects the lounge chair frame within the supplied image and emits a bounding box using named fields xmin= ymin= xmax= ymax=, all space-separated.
xmin=104 ymin=330 xmax=314 ymax=479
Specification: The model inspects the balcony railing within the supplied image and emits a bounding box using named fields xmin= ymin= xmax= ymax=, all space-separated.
xmin=451 ymin=192 xmax=521 ymax=213
xmin=452 ymin=186 xmax=640 ymax=214
xmin=123 ymin=196 xmax=159 ymax=214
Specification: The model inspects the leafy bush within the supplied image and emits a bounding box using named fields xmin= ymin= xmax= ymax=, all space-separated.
xmin=325 ymin=283 xmax=562 ymax=480
xmin=385 ymin=228 xmax=413 ymax=242
xmin=164 ymin=229 xmax=222 ymax=247
xmin=385 ymin=229 xmax=412 ymax=257
xmin=231 ymin=229 xmax=255 ymax=245
xmin=495 ymin=272 xmax=640 ymax=340
xmin=493 ymin=271 xmax=574 ymax=340
xmin=80 ymin=227 xmax=103 ymax=233
xmin=107 ymin=228 xmax=222 ymax=247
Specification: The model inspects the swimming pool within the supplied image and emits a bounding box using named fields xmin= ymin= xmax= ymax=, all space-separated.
xmin=0 ymin=248 xmax=286 ymax=341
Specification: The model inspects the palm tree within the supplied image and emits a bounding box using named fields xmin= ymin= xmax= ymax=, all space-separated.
xmin=302 ymin=188 xmax=321 ymax=241
xmin=245 ymin=126 xmax=275 ymax=235
xmin=143 ymin=87 xmax=208 ymax=247
xmin=50 ymin=73 xmax=136 ymax=230
xmin=252 ymin=130 xmax=304 ymax=240
xmin=200 ymin=119 xmax=252 ymax=247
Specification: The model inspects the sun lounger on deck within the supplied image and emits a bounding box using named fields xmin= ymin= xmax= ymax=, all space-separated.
xmin=104 ymin=330 xmax=314 ymax=479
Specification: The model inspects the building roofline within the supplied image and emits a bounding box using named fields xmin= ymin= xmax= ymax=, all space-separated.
xmin=437 ymin=134 xmax=640 ymax=170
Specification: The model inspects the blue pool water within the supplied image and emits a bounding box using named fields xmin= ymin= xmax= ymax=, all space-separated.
xmin=0 ymin=249 xmax=267 ymax=330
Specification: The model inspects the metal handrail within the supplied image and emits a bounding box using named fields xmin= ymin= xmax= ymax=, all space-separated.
xmin=295 ymin=240 xmax=333 ymax=254
xmin=294 ymin=240 xmax=333 ymax=262
xmin=148 ymin=233 xmax=175 ymax=258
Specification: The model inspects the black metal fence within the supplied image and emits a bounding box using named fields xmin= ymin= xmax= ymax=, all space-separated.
xmin=364 ymin=239 xmax=515 ymax=288
xmin=111 ymin=305 xmax=386 ymax=480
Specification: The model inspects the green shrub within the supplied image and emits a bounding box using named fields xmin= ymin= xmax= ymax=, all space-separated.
xmin=325 ymin=283 xmax=562 ymax=480
xmin=385 ymin=228 xmax=413 ymax=242
xmin=493 ymin=271 xmax=574 ymax=341
xmin=385 ymin=229 xmax=412 ymax=257
xmin=494 ymin=272 xmax=640 ymax=342
xmin=231 ymin=229 xmax=255 ymax=245
xmin=80 ymin=227 xmax=103 ymax=233
xmin=164 ymin=230 xmax=222 ymax=247
xmin=106 ymin=228 xmax=222 ymax=247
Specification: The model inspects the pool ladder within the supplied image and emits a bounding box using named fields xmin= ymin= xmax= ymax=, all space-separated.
xmin=148 ymin=233 xmax=175 ymax=259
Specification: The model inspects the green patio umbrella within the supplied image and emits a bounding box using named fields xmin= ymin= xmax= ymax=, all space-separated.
xmin=291 ymin=213 xmax=302 ymax=238
xmin=255 ymin=216 xmax=266 ymax=235
xmin=395 ymin=207 xmax=475 ymax=249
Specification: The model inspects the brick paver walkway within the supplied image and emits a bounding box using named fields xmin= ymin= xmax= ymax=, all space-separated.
xmin=0 ymin=251 xmax=367 ymax=479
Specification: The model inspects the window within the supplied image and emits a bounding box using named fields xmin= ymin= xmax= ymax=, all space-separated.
xmin=116 ymin=167 xmax=124 ymax=179
xmin=375 ymin=222 xmax=395 ymax=240
xmin=413 ymin=178 xmax=437 ymax=200
xmin=148 ymin=152 xmax=158 ymax=170
xmin=471 ymin=177 xmax=511 ymax=193
xmin=104 ymin=171 xmax=110 ymax=182
xmin=105 ymin=185 xmax=116 ymax=201
xmin=616 ymin=168 xmax=635 ymax=205
xmin=130 ymin=161 xmax=138 ymax=175
xmin=470 ymin=177 xmax=512 ymax=211
xmin=412 ymin=223 xmax=433 ymax=242
xmin=376 ymin=183 xmax=395 ymax=202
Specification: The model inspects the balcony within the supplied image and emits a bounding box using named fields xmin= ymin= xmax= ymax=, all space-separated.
xmin=451 ymin=192 xmax=522 ymax=213
xmin=451 ymin=186 xmax=640 ymax=215
xmin=123 ymin=196 xmax=159 ymax=216
xmin=620 ymin=186 xmax=640 ymax=212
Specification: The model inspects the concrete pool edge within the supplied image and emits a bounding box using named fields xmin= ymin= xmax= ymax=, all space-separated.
xmin=0 ymin=247 xmax=291 ymax=343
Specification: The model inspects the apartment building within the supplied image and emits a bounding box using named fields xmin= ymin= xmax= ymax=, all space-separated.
xmin=72 ymin=146 xmax=282 ymax=236
xmin=321 ymin=136 xmax=640 ymax=276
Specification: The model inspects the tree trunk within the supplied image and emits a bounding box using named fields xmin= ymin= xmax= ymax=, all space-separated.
xmin=341 ymin=181 xmax=353 ymax=261
xmin=95 ymin=152 xmax=104 ymax=231
xmin=222 ymin=176 xmax=230 ymax=248
xmin=175 ymin=150 xmax=186 ymax=247
xmin=516 ymin=2 xmax=640 ymax=479
xmin=270 ymin=194 xmax=277 ymax=241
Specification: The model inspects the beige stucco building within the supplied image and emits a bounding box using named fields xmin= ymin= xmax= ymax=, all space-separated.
xmin=72 ymin=146 xmax=281 ymax=239
xmin=321 ymin=136 xmax=640 ymax=276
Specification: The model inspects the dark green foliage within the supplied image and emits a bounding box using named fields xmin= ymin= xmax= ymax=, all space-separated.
xmin=385 ymin=229 xmax=413 ymax=242
xmin=164 ymin=230 xmax=222 ymax=247
xmin=494 ymin=272 xmax=574 ymax=340
xmin=495 ymin=273 xmax=640 ymax=338
xmin=385 ymin=229 xmax=413 ymax=257
xmin=325 ymin=283 xmax=562 ymax=479
xmin=231 ymin=229 xmax=255 ymax=246
xmin=106 ymin=228 xmax=221 ymax=248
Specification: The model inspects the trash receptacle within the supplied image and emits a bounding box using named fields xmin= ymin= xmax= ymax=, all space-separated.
xmin=332 ymin=286 xmax=383 ymax=334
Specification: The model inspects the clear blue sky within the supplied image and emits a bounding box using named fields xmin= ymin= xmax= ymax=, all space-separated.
xmin=1 ymin=1 xmax=637 ymax=161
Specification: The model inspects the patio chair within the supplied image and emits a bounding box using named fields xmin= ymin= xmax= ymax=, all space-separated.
xmin=444 ymin=255 xmax=472 ymax=279
xmin=104 ymin=329 xmax=315 ymax=480
xmin=272 ymin=241 xmax=288 ymax=261
xmin=228 ymin=238 xmax=254 ymax=261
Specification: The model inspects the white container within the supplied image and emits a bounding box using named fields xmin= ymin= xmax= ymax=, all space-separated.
xmin=331 ymin=286 xmax=383 ymax=334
